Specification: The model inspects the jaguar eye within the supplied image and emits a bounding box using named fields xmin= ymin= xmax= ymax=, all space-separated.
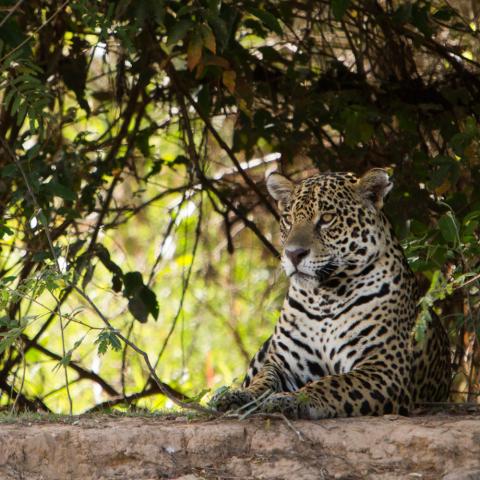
xmin=318 ymin=212 xmax=335 ymax=227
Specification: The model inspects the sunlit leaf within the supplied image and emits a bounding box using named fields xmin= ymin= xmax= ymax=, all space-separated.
xmin=222 ymin=70 xmax=236 ymax=94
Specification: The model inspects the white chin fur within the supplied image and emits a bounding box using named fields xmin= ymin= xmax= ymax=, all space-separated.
xmin=282 ymin=257 xmax=318 ymax=282
xmin=291 ymin=272 xmax=319 ymax=286
xmin=281 ymin=258 xmax=295 ymax=277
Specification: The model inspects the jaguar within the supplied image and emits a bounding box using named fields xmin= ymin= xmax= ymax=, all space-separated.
xmin=213 ymin=168 xmax=451 ymax=419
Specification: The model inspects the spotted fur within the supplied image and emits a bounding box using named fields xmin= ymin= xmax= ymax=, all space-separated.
xmin=214 ymin=169 xmax=451 ymax=419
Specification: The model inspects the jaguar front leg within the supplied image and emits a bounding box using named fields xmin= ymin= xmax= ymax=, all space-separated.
xmin=261 ymin=363 xmax=412 ymax=419
xmin=212 ymin=362 xmax=282 ymax=412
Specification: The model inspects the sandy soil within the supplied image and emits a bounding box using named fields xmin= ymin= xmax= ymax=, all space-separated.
xmin=0 ymin=412 xmax=480 ymax=479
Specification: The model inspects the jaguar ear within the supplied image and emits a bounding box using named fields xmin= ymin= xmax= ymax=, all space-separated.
xmin=357 ymin=168 xmax=393 ymax=209
xmin=266 ymin=172 xmax=294 ymax=209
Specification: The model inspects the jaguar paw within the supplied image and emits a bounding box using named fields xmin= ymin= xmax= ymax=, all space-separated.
xmin=209 ymin=388 xmax=255 ymax=412
xmin=261 ymin=392 xmax=301 ymax=418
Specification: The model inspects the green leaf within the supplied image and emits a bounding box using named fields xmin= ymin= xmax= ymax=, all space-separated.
xmin=393 ymin=4 xmax=412 ymax=24
xmin=11 ymin=95 xmax=21 ymax=116
xmin=208 ymin=0 xmax=221 ymax=15
xmin=44 ymin=271 xmax=61 ymax=292
xmin=123 ymin=271 xmax=159 ymax=322
xmin=187 ymin=29 xmax=203 ymax=71
xmin=414 ymin=309 xmax=430 ymax=342
xmin=16 ymin=101 xmax=27 ymax=126
xmin=331 ymin=0 xmax=351 ymax=20
xmin=95 ymin=330 xmax=122 ymax=355
xmin=37 ymin=211 xmax=48 ymax=227
xmin=438 ymin=213 xmax=458 ymax=244
xmin=410 ymin=4 xmax=434 ymax=37
xmin=0 ymin=335 xmax=17 ymax=355
xmin=340 ymin=107 xmax=375 ymax=146
xmin=0 ymin=326 xmax=24 ymax=354
xmin=177 ymin=5 xmax=194 ymax=17
xmin=59 ymin=37 xmax=90 ymax=114
xmin=0 ymin=316 xmax=18 ymax=329
xmin=43 ymin=181 xmax=76 ymax=201
xmin=199 ymin=23 xmax=216 ymax=54
xmin=32 ymin=251 xmax=51 ymax=262
xmin=127 ymin=297 xmax=149 ymax=323
xmin=433 ymin=6 xmax=456 ymax=21
xmin=206 ymin=13 xmax=229 ymax=50
xmin=53 ymin=351 xmax=72 ymax=371
xmin=0 ymin=18 xmax=28 ymax=52
xmin=3 ymin=89 xmax=16 ymax=111
xmin=123 ymin=271 xmax=144 ymax=297
xmin=246 ymin=7 xmax=283 ymax=35
xmin=1 ymin=163 xmax=17 ymax=178
xmin=0 ymin=222 xmax=14 ymax=239
xmin=95 ymin=245 xmax=124 ymax=292
xmin=167 ymin=19 xmax=194 ymax=46
xmin=190 ymin=388 xmax=210 ymax=402
xmin=145 ymin=159 xmax=163 ymax=180
xmin=80 ymin=263 xmax=95 ymax=291
xmin=197 ymin=85 xmax=211 ymax=117
xmin=147 ymin=0 xmax=165 ymax=25
xmin=136 ymin=128 xmax=151 ymax=157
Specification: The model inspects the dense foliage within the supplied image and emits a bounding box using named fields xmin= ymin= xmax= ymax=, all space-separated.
xmin=0 ymin=0 xmax=479 ymax=413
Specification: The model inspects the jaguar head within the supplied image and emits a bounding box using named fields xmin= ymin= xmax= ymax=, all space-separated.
xmin=266 ymin=169 xmax=393 ymax=284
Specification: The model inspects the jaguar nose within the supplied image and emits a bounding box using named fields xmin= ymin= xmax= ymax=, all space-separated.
xmin=285 ymin=247 xmax=310 ymax=267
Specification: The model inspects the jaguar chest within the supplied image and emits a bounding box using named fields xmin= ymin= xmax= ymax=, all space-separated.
xmin=268 ymin=265 xmax=415 ymax=391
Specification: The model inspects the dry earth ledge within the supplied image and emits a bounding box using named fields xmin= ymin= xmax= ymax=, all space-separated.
xmin=1 ymin=413 xmax=480 ymax=479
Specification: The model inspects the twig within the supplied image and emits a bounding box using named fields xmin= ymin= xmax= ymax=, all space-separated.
xmin=147 ymin=191 xmax=188 ymax=287
xmin=226 ymin=389 xmax=273 ymax=417
xmin=121 ymin=320 xmax=135 ymax=399
xmin=236 ymin=391 xmax=274 ymax=420
xmin=220 ymin=390 xmax=306 ymax=442
xmin=454 ymin=272 xmax=480 ymax=291
xmin=0 ymin=0 xmax=24 ymax=29
xmin=11 ymin=341 xmax=26 ymax=413
xmin=84 ymin=384 xmax=186 ymax=413
xmin=40 ymin=377 xmax=82 ymax=401
xmin=54 ymin=294 xmax=72 ymax=414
